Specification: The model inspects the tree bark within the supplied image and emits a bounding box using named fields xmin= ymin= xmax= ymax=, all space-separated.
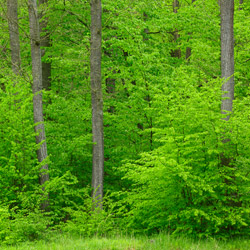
xmin=7 ymin=0 xmax=21 ymax=76
xmin=220 ymin=0 xmax=234 ymax=121
xmin=28 ymin=0 xmax=49 ymax=210
xmin=39 ymin=0 xmax=51 ymax=91
xmin=90 ymin=0 xmax=104 ymax=209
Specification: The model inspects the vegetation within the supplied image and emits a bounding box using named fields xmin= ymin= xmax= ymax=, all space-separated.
xmin=0 ymin=0 xmax=250 ymax=245
xmin=2 ymin=234 xmax=250 ymax=250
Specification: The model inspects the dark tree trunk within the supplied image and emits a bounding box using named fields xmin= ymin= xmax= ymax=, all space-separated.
xmin=28 ymin=0 xmax=49 ymax=211
xmin=185 ymin=0 xmax=196 ymax=60
xmin=90 ymin=0 xmax=104 ymax=209
xmin=106 ymin=73 xmax=115 ymax=113
xmin=171 ymin=0 xmax=181 ymax=58
xmin=185 ymin=47 xmax=191 ymax=61
xmin=7 ymin=0 xmax=21 ymax=76
xmin=39 ymin=0 xmax=51 ymax=90
xmin=239 ymin=0 xmax=243 ymax=10
xmin=220 ymin=0 xmax=234 ymax=121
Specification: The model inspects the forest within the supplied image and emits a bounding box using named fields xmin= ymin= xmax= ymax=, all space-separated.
xmin=0 ymin=0 xmax=250 ymax=245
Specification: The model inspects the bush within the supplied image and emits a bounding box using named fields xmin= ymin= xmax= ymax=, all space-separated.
xmin=61 ymin=191 xmax=117 ymax=237
xmin=0 ymin=206 xmax=50 ymax=244
xmin=119 ymin=73 xmax=250 ymax=238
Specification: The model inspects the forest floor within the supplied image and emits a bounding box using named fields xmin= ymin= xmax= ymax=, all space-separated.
xmin=0 ymin=234 xmax=250 ymax=250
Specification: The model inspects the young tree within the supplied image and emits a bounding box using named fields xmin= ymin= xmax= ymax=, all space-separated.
xmin=28 ymin=0 xmax=49 ymax=210
xmin=7 ymin=0 xmax=21 ymax=76
xmin=220 ymin=0 xmax=234 ymax=121
xmin=90 ymin=0 xmax=104 ymax=209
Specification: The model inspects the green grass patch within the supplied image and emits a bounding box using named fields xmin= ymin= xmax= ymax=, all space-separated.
xmin=1 ymin=233 xmax=249 ymax=250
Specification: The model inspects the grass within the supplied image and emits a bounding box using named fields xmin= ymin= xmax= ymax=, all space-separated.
xmin=0 ymin=233 xmax=250 ymax=250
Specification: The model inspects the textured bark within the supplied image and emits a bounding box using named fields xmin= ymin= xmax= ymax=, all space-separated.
xmin=7 ymin=0 xmax=21 ymax=76
xmin=28 ymin=0 xmax=49 ymax=210
xmin=220 ymin=0 xmax=235 ymax=169
xmin=220 ymin=0 xmax=234 ymax=121
xmin=90 ymin=0 xmax=104 ymax=209
xmin=39 ymin=0 xmax=51 ymax=90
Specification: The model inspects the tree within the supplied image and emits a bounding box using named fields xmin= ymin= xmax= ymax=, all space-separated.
xmin=90 ymin=0 xmax=104 ymax=209
xmin=7 ymin=0 xmax=21 ymax=76
xmin=39 ymin=0 xmax=51 ymax=90
xmin=239 ymin=0 xmax=243 ymax=10
xmin=28 ymin=0 xmax=49 ymax=210
xmin=171 ymin=0 xmax=181 ymax=58
xmin=220 ymin=0 xmax=234 ymax=121
xmin=185 ymin=0 xmax=196 ymax=60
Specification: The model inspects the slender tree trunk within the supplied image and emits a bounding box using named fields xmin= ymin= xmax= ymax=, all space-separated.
xmin=220 ymin=0 xmax=234 ymax=169
xmin=220 ymin=0 xmax=234 ymax=121
xmin=173 ymin=0 xmax=179 ymax=13
xmin=7 ymin=0 xmax=21 ymax=76
xmin=28 ymin=0 xmax=49 ymax=211
xmin=39 ymin=0 xmax=51 ymax=90
xmin=90 ymin=0 xmax=104 ymax=209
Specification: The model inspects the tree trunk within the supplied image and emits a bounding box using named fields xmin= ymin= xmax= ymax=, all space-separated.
xmin=173 ymin=0 xmax=179 ymax=13
xmin=106 ymin=73 xmax=115 ymax=113
xmin=220 ymin=0 xmax=234 ymax=121
xmin=7 ymin=0 xmax=21 ymax=76
xmin=39 ymin=0 xmax=51 ymax=91
xmin=90 ymin=0 xmax=104 ymax=209
xmin=28 ymin=0 xmax=49 ymax=211
xmin=171 ymin=0 xmax=181 ymax=58
xmin=185 ymin=0 xmax=196 ymax=60
xmin=239 ymin=0 xmax=243 ymax=10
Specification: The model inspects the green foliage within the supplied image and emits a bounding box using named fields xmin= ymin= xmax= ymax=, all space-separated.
xmin=0 ymin=206 xmax=50 ymax=245
xmin=61 ymin=191 xmax=118 ymax=237
xmin=0 ymin=72 xmax=38 ymax=206
xmin=0 ymin=206 xmax=10 ymax=244
xmin=119 ymin=70 xmax=250 ymax=238
xmin=1 ymin=0 xmax=250 ymax=243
